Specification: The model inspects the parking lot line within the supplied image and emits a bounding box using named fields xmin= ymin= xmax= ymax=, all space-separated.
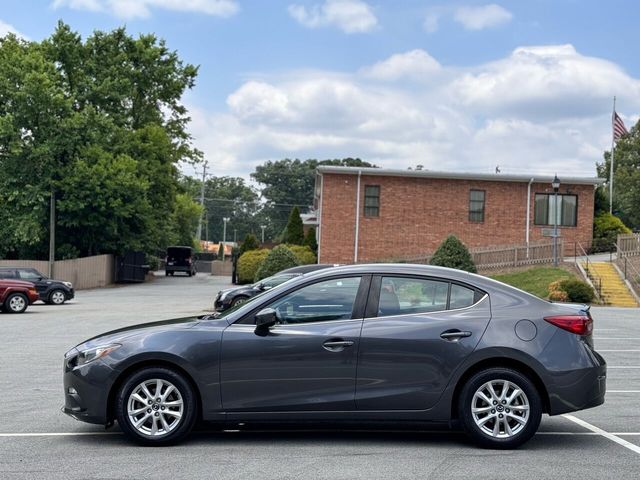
xmin=607 ymin=366 xmax=640 ymax=369
xmin=608 ymin=390 xmax=640 ymax=393
xmin=563 ymin=414 xmax=640 ymax=455
xmin=597 ymin=350 xmax=640 ymax=352
xmin=596 ymin=338 xmax=640 ymax=340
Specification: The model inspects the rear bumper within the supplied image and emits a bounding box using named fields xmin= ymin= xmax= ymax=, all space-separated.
xmin=547 ymin=352 xmax=607 ymax=415
xmin=166 ymin=265 xmax=194 ymax=273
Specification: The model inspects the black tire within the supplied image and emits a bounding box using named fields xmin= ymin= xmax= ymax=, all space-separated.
xmin=230 ymin=296 xmax=249 ymax=308
xmin=458 ymin=368 xmax=542 ymax=449
xmin=115 ymin=367 xmax=198 ymax=446
xmin=48 ymin=289 xmax=67 ymax=305
xmin=165 ymin=271 xmax=169 ymax=277
xmin=4 ymin=293 xmax=29 ymax=314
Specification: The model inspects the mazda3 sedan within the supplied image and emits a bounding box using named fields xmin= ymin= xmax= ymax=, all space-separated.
xmin=62 ymin=264 xmax=606 ymax=448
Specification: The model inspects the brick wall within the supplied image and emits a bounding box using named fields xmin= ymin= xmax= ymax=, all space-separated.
xmin=318 ymin=173 xmax=595 ymax=264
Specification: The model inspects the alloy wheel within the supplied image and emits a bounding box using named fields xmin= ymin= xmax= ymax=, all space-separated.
xmin=127 ymin=379 xmax=184 ymax=437
xmin=471 ymin=379 xmax=530 ymax=439
xmin=9 ymin=295 xmax=26 ymax=312
xmin=51 ymin=291 xmax=65 ymax=305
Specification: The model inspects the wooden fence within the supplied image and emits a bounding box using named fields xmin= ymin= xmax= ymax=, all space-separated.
xmin=387 ymin=240 xmax=562 ymax=271
xmin=617 ymin=233 xmax=640 ymax=257
xmin=0 ymin=254 xmax=114 ymax=290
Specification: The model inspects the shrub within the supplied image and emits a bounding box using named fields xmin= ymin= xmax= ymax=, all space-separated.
xmin=237 ymin=249 xmax=269 ymax=284
xmin=548 ymin=289 xmax=569 ymax=302
xmin=255 ymin=245 xmax=299 ymax=281
xmin=287 ymin=244 xmax=317 ymax=265
xmin=592 ymin=213 xmax=631 ymax=252
xmin=304 ymin=227 xmax=318 ymax=253
xmin=240 ymin=233 xmax=260 ymax=255
xmin=430 ymin=235 xmax=477 ymax=273
xmin=146 ymin=255 xmax=160 ymax=271
xmin=559 ymin=278 xmax=595 ymax=303
xmin=283 ymin=206 xmax=304 ymax=245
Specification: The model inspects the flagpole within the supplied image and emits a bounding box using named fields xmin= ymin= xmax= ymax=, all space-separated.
xmin=610 ymin=96 xmax=616 ymax=214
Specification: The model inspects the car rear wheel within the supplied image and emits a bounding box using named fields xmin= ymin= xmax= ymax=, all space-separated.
xmin=458 ymin=368 xmax=541 ymax=449
xmin=48 ymin=289 xmax=66 ymax=305
xmin=115 ymin=367 xmax=198 ymax=446
xmin=4 ymin=293 xmax=28 ymax=313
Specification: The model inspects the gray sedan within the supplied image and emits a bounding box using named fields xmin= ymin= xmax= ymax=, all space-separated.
xmin=62 ymin=264 xmax=606 ymax=448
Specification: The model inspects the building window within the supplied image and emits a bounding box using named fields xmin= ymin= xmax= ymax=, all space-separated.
xmin=364 ymin=185 xmax=380 ymax=217
xmin=534 ymin=194 xmax=577 ymax=227
xmin=469 ymin=189 xmax=485 ymax=223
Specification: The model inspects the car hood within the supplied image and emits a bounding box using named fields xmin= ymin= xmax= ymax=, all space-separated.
xmin=218 ymin=285 xmax=256 ymax=296
xmin=77 ymin=316 xmax=206 ymax=349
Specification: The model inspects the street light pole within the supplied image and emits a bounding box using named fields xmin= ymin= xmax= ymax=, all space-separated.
xmin=222 ymin=217 xmax=230 ymax=262
xmin=196 ymin=161 xmax=208 ymax=243
xmin=260 ymin=225 xmax=266 ymax=244
xmin=552 ymin=175 xmax=560 ymax=267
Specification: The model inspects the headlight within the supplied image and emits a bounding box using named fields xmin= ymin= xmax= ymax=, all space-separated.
xmin=75 ymin=344 xmax=121 ymax=367
xmin=63 ymin=281 xmax=73 ymax=288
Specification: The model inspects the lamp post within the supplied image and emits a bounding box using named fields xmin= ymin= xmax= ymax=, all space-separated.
xmin=222 ymin=217 xmax=230 ymax=262
xmin=260 ymin=225 xmax=266 ymax=244
xmin=552 ymin=174 xmax=560 ymax=267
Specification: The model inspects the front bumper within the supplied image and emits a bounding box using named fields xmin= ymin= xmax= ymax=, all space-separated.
xmin=62 ymin=352 xmax=116 ymax=425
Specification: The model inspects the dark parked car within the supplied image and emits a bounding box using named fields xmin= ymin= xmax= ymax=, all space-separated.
xmin=215 ymin=264 xmax=338 ymax=311
xmin=62 ymin=264 xmax=606 ymax=448
xmin=165 ymin=246 xmax=196 ymax=277
xmin=0 ymin=278 xmax=39 ymax=313
xmin=0 ymin=267 xmax=74 ymax=305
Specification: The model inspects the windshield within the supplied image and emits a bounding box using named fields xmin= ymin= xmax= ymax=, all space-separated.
xmin=253 ymin=273 xmax=297 ymax=289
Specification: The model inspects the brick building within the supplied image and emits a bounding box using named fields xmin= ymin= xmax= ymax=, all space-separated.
xmin=314 ymin=166 xmax=604 ymax=264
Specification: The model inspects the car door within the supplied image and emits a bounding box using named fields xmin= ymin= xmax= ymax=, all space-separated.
xmin=355 ymin=275 xmax=491 ymax=410
xmin=220 ymin=275 xmax=370 ymax=412
xmin=17 ymin=269 xmax=47 ymax=297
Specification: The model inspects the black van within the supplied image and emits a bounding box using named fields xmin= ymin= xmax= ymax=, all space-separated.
xmin=165 ymin=246 xmax=197 ymax=277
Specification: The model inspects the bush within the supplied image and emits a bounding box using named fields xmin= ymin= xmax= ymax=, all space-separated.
xmin=237 ymin=249 xmax=269 ymax=284
xmin=147 ymin=255 xmax=160 ymax=271
xmin=304 ymin=227 xmax=318 ymax=253
xmin=255 ymin=245 xmax=299 ymax=281
xmin=430 ymin=235 xmax=477 ymax=273
xmin=287 ymin=244 xmax=317 ymax=265
xmin=283 ymin=206 xmax=304 ymax=245
xmin=559 ymin=278 xmax=595 ymax=303
xmin=592 ymin=213 xmax=631 ymax=252
xmin=240 ymin=233 xmax=260 ymax=255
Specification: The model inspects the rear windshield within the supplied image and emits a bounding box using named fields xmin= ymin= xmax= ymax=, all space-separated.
xmin=167 ymin=247 xmax=192 ymax=258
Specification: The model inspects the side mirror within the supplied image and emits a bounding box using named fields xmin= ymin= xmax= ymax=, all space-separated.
xmin=255 ymin=282 xmax=265 ymax=291
xmin=255 ymin=308 xmax=277 ymax=330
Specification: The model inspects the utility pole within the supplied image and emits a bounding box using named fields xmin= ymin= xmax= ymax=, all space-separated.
xmin=222 ymin=217 xmax=230 ymax=262
xmin=260 ymin=225 xmax=266 ymax=244
xmin=48 ymin=191 xmax=56 ymax=278
xmin=196 ymin=161 xmax=208 ymax=243
xmin=233 ymin=229 xmax=237 ymax=243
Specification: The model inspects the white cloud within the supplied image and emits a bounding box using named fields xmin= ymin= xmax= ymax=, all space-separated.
xmin=51 ymin=0 xmax=239 ymax=19
xmin=185 ymin=45 xmax=640 ymax=179
xmin=0 ymin=19 xmax=28 ymax=39
xmin=453 ymin=4 xmax=513 ymax=30
xmin=423 ymin=11 xmax=441 ymax=33
xmin=361 ymin=49 xmax=441 ymax=81
xmin=288 ymin=0 xmax=378 ymax=34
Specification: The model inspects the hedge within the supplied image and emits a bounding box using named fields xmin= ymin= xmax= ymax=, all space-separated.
xmin=237 ymin=249 xmax=270 ymax=284
xmin=255 ymin=245 xmax=299 ymax=281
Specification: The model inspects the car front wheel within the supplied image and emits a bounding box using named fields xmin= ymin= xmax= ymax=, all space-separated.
xmin=48 ymin=289 xmax=66 ymax=305
xmin=115 ymin=367 xmax=198 ymax=446
xmin=458 ymin=368 xmax=542 ymax=449
xmin=4 ymin=293 xmax=29 ymax=313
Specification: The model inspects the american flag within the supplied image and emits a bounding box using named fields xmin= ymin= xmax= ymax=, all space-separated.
xmin=613 ymin=111 xmax=628 ymax=141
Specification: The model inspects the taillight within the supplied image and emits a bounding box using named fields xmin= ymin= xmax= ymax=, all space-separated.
xmin=544 ymin=315 xmax=593 ymax=336
xmin=187 ymin=257 xmax=192 ymax=264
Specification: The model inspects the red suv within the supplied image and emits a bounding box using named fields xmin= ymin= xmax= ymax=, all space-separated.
xmin=0 ymin=279 xmax=39 ymax=313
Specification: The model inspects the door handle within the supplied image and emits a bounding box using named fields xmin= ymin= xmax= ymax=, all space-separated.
xmin=440 ymin=329 xmax=472 ymax=341
xmin=322 ymin=339 xmax=354 ymax=352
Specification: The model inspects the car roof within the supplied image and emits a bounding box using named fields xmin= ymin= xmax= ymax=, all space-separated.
xmin=279 ymin=264 xmax=340 ymax=274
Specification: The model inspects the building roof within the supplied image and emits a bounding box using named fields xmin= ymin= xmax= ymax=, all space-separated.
xmin=316 ymin=166 xmax=605 ymax=186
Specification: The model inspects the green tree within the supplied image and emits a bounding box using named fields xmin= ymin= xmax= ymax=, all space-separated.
xmin=430 ymin=235 xmax=477 ymax=273
xmin=255 ymin=245 xmax=299 ymax=281
xmin=283 ymin=206 xmax=304 ymax=245
xmin=597 ymin=119 xmax=640 ymax=229
xmin=240 ymin=233 xmax=260 ymax=255
xmin=251 ymin=158 xmax=375 ymax=239
xmin=172 ymin=193 xmax=203 ymax=249
xmin=304 ymin=227 xmax=318 ymax=253
xmin=0 ymin=23 xmax=201 ymax=259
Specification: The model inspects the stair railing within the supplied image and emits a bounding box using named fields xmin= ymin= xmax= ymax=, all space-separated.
xmin=574 ymin=242 xmax=603 ymax=303
xmin=613 ymin=241 xmax=640 ymax=300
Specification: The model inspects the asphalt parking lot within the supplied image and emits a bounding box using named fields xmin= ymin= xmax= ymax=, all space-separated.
xmin=1 ymin=273 xmax=639 ymax=479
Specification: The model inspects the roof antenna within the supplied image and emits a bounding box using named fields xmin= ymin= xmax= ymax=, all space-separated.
xmin=495 ymin=165 xmax=501 ymax=174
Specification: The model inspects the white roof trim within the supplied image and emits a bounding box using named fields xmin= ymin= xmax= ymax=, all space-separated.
xmin=316 ymin=166 xmax=605 ymax=186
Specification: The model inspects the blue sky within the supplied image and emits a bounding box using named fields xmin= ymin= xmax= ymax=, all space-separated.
xmin=2 ymin=0 xmax=639 ymax=179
